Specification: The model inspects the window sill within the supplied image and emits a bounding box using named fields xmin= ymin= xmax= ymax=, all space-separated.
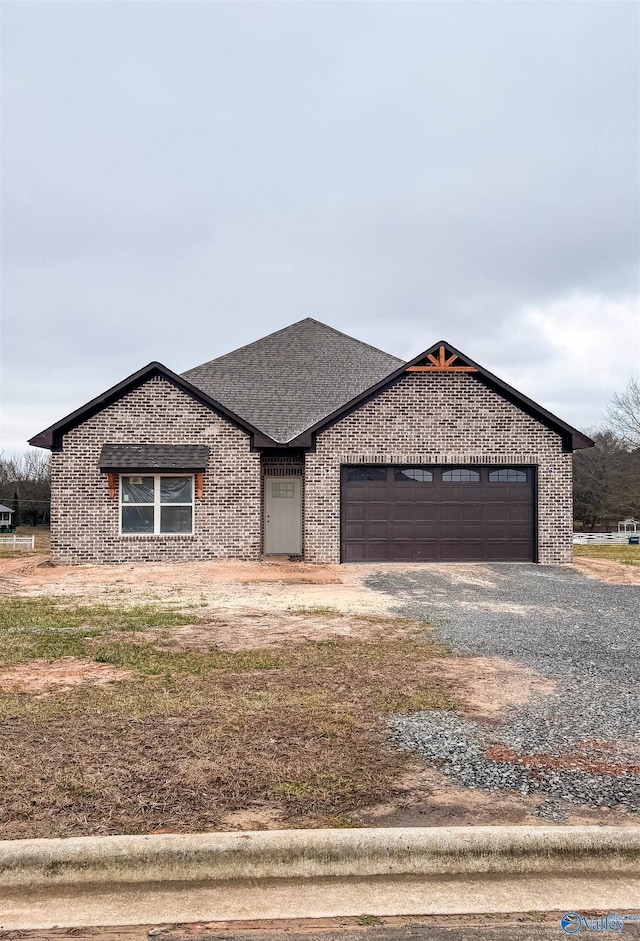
xmin=118 ymin=534 xmax=196 ymax=540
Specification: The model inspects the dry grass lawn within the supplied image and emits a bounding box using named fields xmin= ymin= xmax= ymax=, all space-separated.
xmin=573 ymin=543 xmax=640 ymax=566
xmin=0 ymin=594 xmax=455 ymax=839
xmin=3 ymin=547 xmax=635 ymax=837
xmin=572 ymin=544 xmax=640 ymax=584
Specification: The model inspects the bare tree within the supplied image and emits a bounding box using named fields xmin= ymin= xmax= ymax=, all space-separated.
xmin=0 ymin=449 xmax=51 ymax=526
xmin=573 ymin=429 xmax=638 ymax=530
xmin=606 ymin=376 xmax=640 ymax=449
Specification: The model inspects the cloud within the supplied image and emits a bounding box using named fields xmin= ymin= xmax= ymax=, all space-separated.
xmin=1 ymin=1 xmax=638 ymax=450
xmin=505 ymin=293 xmax=640 ymax=429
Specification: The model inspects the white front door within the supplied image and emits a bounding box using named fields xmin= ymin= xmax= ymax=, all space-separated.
xmin=264 ymin=477 xmax=302 ymax=555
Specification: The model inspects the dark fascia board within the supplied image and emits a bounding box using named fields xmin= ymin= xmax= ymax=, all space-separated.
xmin=100 ymin=464 xmax=207 ymax=473
xmin=28 ymin=362 xmax=279 ymax=451
xmin=288 ymin=340 xmax=595 ymax=453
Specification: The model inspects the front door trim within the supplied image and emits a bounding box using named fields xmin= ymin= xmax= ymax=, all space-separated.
xmin=264 ymin=475 xmax=303 ymax=555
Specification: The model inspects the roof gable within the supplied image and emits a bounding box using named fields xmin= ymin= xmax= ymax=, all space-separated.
xmin=29 ymin=328 xmax=593 ymax=454
xmin=181 ymin=318 xmax=403 ymax=444
xmin=287 ymin=339 xmax=594 ymax=452
xmin=29 ymin=362 xmax=278 ymax=450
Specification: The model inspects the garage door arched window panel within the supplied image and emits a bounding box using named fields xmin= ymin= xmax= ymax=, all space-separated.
xmin=120 ymin=475 xmax=194 ymax=535
xmin=442 ymin=468 xmax=480 ymax=482
xmin=395 ymin=467 xmax=433 ymax=482
xmin=345 ymin=467 xmax=387 ymax=482
xmin=489 ymin=468 xmax=528 ymax=483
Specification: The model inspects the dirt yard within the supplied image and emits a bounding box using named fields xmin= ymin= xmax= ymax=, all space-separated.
xmin=1 ymin=548 xmax=637 ymax=839
xmin=571 ymin=543 xmax=640 ymax=584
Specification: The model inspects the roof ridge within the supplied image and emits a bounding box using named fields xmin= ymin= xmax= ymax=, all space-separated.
xmin=299 ymin=318 xmax=404 ymax=364
xmin=183 ymin=319 xmax=307 ymax=373
xmin=183 ymin=318 xmax=402 ymax=374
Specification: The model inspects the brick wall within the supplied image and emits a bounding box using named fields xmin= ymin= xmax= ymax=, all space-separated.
xmin=51 ymin=370 xmax=574 ymax=566
xmin=304 ymin=372 xmax=572 ymax=564
xmin=50 ymin=376 xmax=262 ymax=564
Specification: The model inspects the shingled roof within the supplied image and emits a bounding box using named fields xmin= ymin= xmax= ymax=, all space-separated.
xmin=99 ymin=444 xmax=209 ymax=472
xmin=181 ymin=318 xmax=403 ymax=444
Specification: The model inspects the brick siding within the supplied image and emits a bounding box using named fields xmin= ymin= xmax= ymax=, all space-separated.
xmin=51 ymin=371 xmax=573 ymax=566
xmin=50 ymin=376 xmax=262 ymax=564
xmin=303 ymin=372 xmax=572 ymax=564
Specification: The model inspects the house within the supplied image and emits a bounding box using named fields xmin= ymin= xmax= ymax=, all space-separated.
xmin=30 ymin=318 xmax=593 ymax=565
xmin=0 ymin=505 xmax=15 ymax=533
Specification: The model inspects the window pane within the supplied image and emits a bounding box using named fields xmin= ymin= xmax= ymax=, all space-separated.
xmin=272 ymin=481 xmax=295 ymax=498
xmin=122 ymin=476 xmax=154 ymax=504
xmin=489 ymin=468 xmax=527 ymax=483
xmin=161 ymin=476 xmax=192 ymax=503
xmin=160 ymin=506 xmax=193 ymax=533
xmin=442 ymin=468 xmax=480 ymax=482
xmin=122 ymin=505 xmax=154 ymax=533
xmin=346 ymin=467 xmax=387 ymax=482
xmin=395 ymin=468 xmax=433 ymax=482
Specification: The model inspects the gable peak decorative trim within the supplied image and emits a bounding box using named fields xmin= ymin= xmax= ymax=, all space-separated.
xmin=406 ymin=344 xmax=477 ymax=373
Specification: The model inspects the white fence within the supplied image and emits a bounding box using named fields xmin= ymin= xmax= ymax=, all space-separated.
xmin=0 ymin=535 xmax=35 ymax=550
xmin=573 ymin=532 xmax=638 ymax=545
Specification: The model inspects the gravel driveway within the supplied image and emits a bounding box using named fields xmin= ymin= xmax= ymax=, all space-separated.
xmin=366 ymin=564 xmax=640 ymax=819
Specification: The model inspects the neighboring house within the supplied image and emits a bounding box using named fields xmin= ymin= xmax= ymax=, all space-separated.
xmin=0 ymin=505 xmax=14 ymax=532
xmin=30 ymin=318 xmax=593 ymax=565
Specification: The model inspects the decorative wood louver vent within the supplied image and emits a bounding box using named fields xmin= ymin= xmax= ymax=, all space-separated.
xmin=406 ymin=345 xmax=477 ymax=373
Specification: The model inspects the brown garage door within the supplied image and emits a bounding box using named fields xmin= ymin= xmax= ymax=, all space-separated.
xmin=341 ymin=465 xmax=535 ymax=562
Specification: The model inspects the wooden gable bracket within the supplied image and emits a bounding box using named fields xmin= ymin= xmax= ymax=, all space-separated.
xmin=196 ymin=473 xmax=204 ymax=499
xmin=407 ymin=345 xmax=477 ymax=372
xmin=107 ymin=473 xmax=117 ymax=499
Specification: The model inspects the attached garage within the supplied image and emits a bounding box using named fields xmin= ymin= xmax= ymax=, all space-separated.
xmin=341 ymin=465 xmax=536 ymax=563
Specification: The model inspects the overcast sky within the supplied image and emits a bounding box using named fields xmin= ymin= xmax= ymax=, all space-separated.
xmin=1 ymin=1 xmax=639 ymax=453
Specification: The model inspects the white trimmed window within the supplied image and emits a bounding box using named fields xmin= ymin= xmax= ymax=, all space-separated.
xmin=120 ymin=475 xmax=193 ymax=535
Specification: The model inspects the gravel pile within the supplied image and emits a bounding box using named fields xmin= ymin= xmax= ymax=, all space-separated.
xmin=388 ymin=711 xmax=640 ymax=814
xmin=367 ymin=564 xmax=640 ymax=814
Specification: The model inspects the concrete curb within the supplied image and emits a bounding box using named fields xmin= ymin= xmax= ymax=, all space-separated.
xmin=1 ymin=825 xmax=639 ymax=888
xmin=2 ymin=827 xmax=640 ymax=929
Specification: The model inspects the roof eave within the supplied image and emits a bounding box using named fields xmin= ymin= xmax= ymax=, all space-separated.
xmin=443 ymin=345 xmax=595 ymax=452
xmin=571 ymin=430 xmax=595 ymax=451
xmin=288 ymin=340 xmax=595 ymax=452
xmin=28 ymin=362 xmax=280 ymax=451
xmin=99 ymin=464 xmax=208 ymax=473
